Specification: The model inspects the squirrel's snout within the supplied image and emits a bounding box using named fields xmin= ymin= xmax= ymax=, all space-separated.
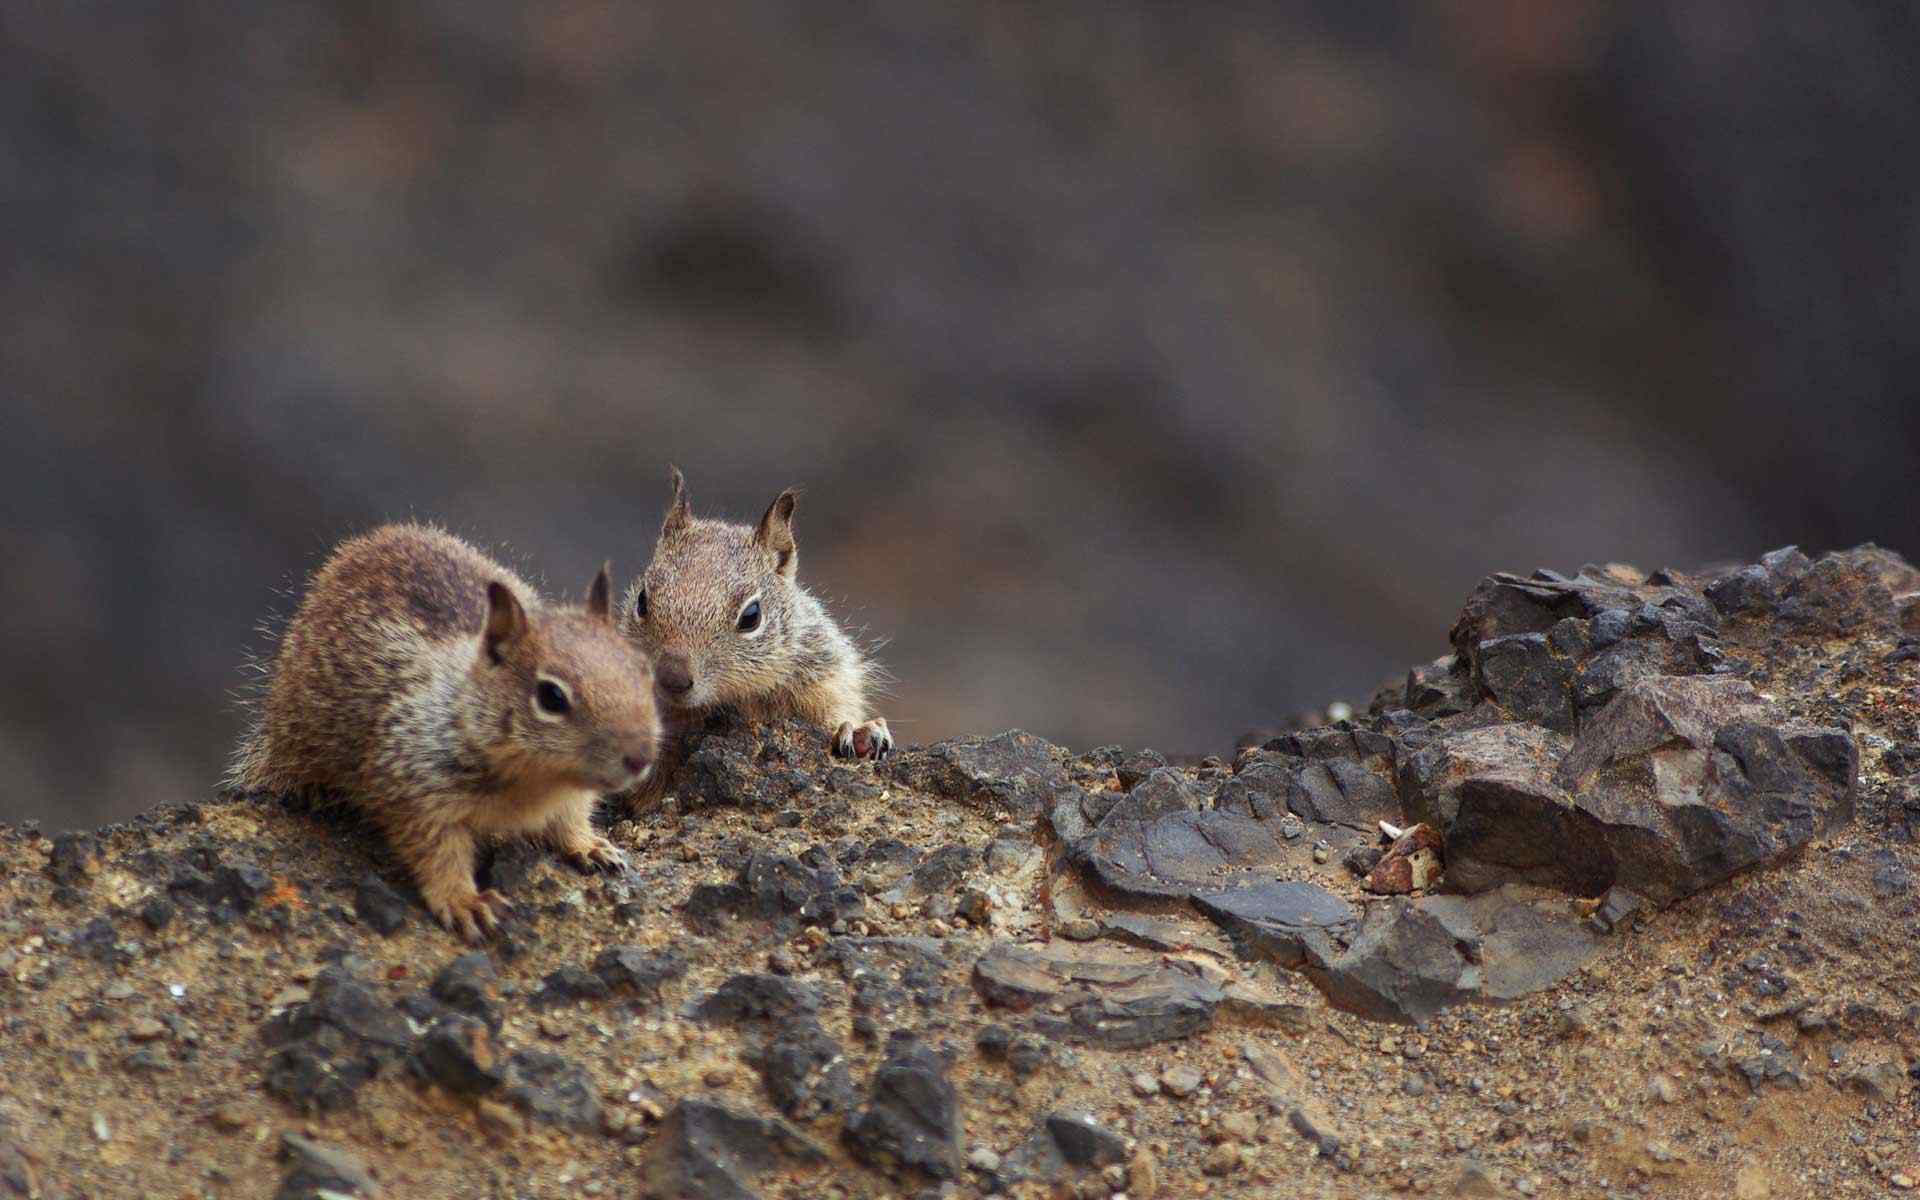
xmin=656 ymin=655 xmax=695 ymax=696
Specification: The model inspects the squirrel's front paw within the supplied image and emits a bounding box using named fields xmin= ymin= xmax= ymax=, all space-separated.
xmin=834 ymin=718 xmax=893 ymax=761
xmin=563 ymin=834 xmax=629 ymax=873
xmin=430 ymin=888 xmax=514 ymax=944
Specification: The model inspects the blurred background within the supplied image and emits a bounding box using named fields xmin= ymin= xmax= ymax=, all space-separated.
xmin=4 ymin=3 xmax=1917 ymax=829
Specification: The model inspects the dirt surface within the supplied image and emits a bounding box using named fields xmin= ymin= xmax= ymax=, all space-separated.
xmin=2 ymin=547 xmax=1917 ymax=1199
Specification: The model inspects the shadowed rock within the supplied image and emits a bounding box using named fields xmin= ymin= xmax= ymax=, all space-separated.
xmin=888 ymin=730 xmax=1071 ymax=816
xmin=640 ymin=1099 xmax=825 ymax=1200
xmin=1191 ymin=881 xmax=1356 ymax=966
xmin=972 ymin=941 xmax=1226 ymax=1047
xmin=843 ymin=1033 xmax=963 ymax=1180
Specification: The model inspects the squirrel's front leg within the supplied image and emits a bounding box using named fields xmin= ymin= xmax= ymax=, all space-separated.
xmin=391 ymin=813 xmax=511 ymax=943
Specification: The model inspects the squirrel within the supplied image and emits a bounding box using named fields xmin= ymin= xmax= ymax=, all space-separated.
xmin=229 ymin=523 xmax=659 ymax=941
xmin=619 ymin=468 xmax=891 ymax=793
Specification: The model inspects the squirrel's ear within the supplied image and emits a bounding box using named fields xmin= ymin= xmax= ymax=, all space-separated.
xmin=754 ymin=488 xmax=799 ymax=577
xmin=586 ymin=562 xmax=613 ymax=622
xmin=662 ymin=465 xmax=692 ymax=537
xmin=483 ymin=582 xmax=528 ymax=663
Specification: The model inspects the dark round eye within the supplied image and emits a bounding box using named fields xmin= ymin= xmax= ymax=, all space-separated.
xmin=633 ymin=588 xmax=648 ymax=620
xmin=535 ymin=681 xmax=571 ymax=715
xmin=737 ymin=600 xmax=762 ymax=633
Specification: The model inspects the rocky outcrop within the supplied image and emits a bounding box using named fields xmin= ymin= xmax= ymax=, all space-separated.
xmin=1 ymin=543 xmax=1913 ymax=1198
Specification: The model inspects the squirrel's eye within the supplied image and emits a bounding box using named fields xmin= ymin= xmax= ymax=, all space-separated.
xmin=535 ymin=681 xmax=571 ymax=715
xmin=737 ymin=600 xmax=762 ymax=633
xmin=633 ymin=589 xmax=648 ymax=620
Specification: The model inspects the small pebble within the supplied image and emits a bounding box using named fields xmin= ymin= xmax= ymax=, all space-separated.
xmin=968 ymin=1146 xmax=1002 ymax=1173
xmin=1161 ymin=1065 xmax=1204 ymax=1098
xmin=1201 ymin=1143 xmax=1242 ymax=1176
xmin=209 ymin=1103 xmax=249 ymax=1133
xmin=127 ymin=1017 xmax=167 ymax=1042
xmin=1131 ymin=1071 xmax=1160 ymax=1096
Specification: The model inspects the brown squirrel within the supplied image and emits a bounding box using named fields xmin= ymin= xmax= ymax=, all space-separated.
xmin=620 ymin=468 xmax=890 ymax=790
xmin=230 ymin=524 xmax=659 ymax=941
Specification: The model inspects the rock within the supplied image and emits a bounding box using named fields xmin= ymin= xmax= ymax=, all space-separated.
xmin=1555 ymin=676 xmax=1856 ymax=903
xmin=1075 ymin=804 xmax=1291 ymax=903
xmin=210 ymin=862 xmax=274 ymax=912
xmin=1098 ymin=911 xmax=1233 ymax=957
xmin=270 ymin=968 xmax=410 ymax=1048
xmin=533 ymin=965 xmax=610 ymax=1008
xmin=127 ymin=1016 xmax=167 ymax=1042
xmin=1451 ymin=570 xmax=1643 ymax=657
xmin=1775 ymin=547 xmax=1908 ymax=636
xmin=1451 ymin=1159 xmax=1500 ymax=1197
xmin=429 ymin=953 xmax=500 ymax=1023
xmin=739 ymin=850 xmax=865 ymax=926
xmin=695 ymin=974 xmax=822 ymax=1025
xmin=1240 ymin=1039 xmax=1343 ymax=1156
xmin=1201 ymin=1142 xmax=1242 ymax=1175
xmin=1216 ymin=1111 xmax=1258 ymax=1144
xmin=1130 ymin=1071 xmax=1159 ymax=1096
xmin=1440 ymin=770 xmax=1610 ymax=897
xmin=1396 ymin=723 xmax=1570 ymax=832
xmin=261 ymin=967 xmax=413 ymax=1113
xmin=411 ymin=1015 xmax=502 ymax=1096
xmin=1159 ymin=1065 xmax=1203 ymax=1098
xmin=1044 ymin=1111 xmax=1129 ymax=1167
xmin=674 ymin=717 xmax=817 ymax=811
xmin=1586 ymin=885 xmax=1646 ymax=934
xmin=1301 ymin=889 xmax=1599 ymax=1022
xmin=594 ymin=946 xmax=688 ymax=998
xmin=843 ymin=1033 xmax=963 ymax=1180
xmin=277 ymin=1132 xmax=380 ymax=1199
xmin=1475 ymin=632 xmax=1575 ymax=733
xmin=1223 ymin=729 xmax=1401 ymax=833
xmin=139 ymin=896 xmax=175 ymax=931
xmin=1706 ymin=564 xmax=1782 ymax=616
xmin=754 ymin=1020 xmax=857 ymax=1120
xmin=353 ymin=873 xmax=409 ymax=936
xmin=878 ymin=843 xmax=978 ymax=904
xmin=263 ymin=1026 xmax=379 ymax=1113
xmin=1191 ymin=881 xmax=1356 ymax=966
xmin=888 ymin=730 xmax=1071 ymax=816
xmin=501 ymin=1050 xmax=600 ymax=1132
xmin=971 ymin=941 xmax=1224 ymax=1047
xmin=639 ymin=1099 xmax=825 ymax=1200
xmin=1403 ymin=656 xmax=1474 ymax=718
xmin=45 ymin=832 xmax=98 ymax=888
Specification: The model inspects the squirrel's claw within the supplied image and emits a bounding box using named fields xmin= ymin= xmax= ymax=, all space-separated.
xmin=566 ymin=834 xmax=629 ymax=874
xmin=834 ymin=718 xmax=893 ymax=762
xmin=436 ymin=889 xmax=513 ymax=944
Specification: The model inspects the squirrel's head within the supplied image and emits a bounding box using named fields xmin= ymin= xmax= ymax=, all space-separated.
xmin=621 ymin=467 xmax=802 ymax=713
xmin=477 ymin=566 xmax=661 ymax=792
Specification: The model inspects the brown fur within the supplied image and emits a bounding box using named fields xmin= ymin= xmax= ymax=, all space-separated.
xmin=231 ymin=524 xmax=658 ymax=941
xmin=619 ymin=468 xmax=890 ymax=805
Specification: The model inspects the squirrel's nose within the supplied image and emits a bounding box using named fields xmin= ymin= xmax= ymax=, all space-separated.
xmin=656 ymin=656 xmax=694 ymax=696
xmin=622 ymin=752 xmax=650 ymax=776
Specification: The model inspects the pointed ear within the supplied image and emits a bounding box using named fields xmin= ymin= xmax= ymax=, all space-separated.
xmin=662 ymin=465 xmax=692 ymax=537
xmin=484 ymin=582 xmax=528 ymax=663
xmin=586 ymin=562 xmax=613 ymax=622
xmin=754 ymin=488 xmax=799 ymax=577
